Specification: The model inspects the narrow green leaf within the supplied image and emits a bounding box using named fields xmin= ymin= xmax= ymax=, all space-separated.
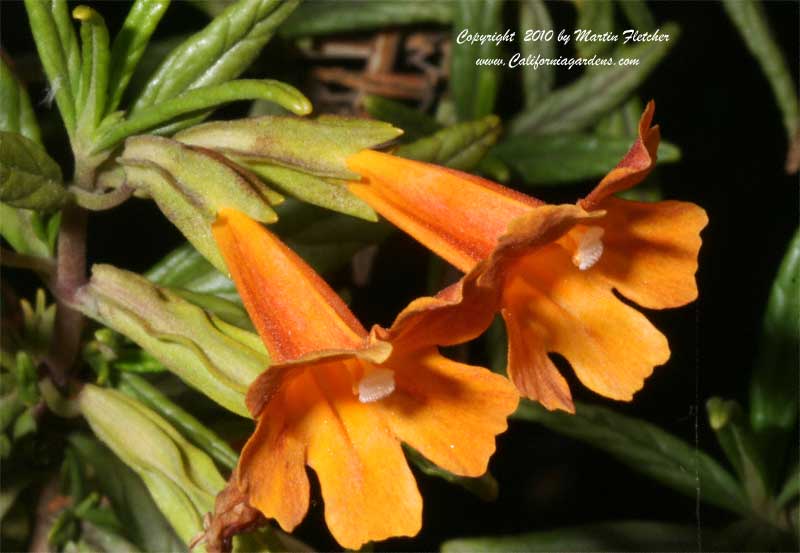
xmin=595 ymin=96 xmax=645 ymax=138
xmin=0 ymin=131 xmax=70 ymax=211
xmin=397 ymin=115 xmax=503 ymax=170
xmin=107 ymin=0 xmax=171 ymax=113
xmin=510 ymin=23 xmax=679 ymax=135
xmin=246 ymin=163 xmax=377 ymax=221
xmin=68 ymin=434 xmax=187 ymax=553
xmin=73 ymin=6 xmax=111 ymax=134
xmin=574 ymin=0 xmax=616 ymax=58
xmin=93 ymin=79 xmax=310 ymax=153
xmin=750 ymin=227 xmax=800 ymax=432
xmin=519 ymin=0 xmax=555 ymax=107
xmin=494 ymin=132 xmax=680 ymax=185
xmin=118 ymin=373 xmax=239 ymax=470
xmin=405 ymin=446 xmax=498 ymax=501
xmin=442 ymin=521 xmax=701 ymax=553
xmin=0 ymin=58 xmax=42 ymax=143
xmin=273 ymin=200 xmax=394 ymax=275
xmin=706 ymin=398 xmax=769 ymax=506
xmin=617 ymin=0 xmax=656 ymax=31
xmin=362 ymin=95 xmax=440 ymax=142
xmin=722 ymin=0 xmax=799 ymax=138
xmin=777 ymin=464 xmax=799 ymax=507
xmin=451 ymin=0 xmax=504 ymax=121
xmin=23 ymin=0 xmax=81 ymax=135
xmin=515 ymin=400 xmax=750 ymax=515
xmin=132 ymin=0 xmax=299 ymax=111
xmin=280 ymin=0 xmax=452 ymax=37
xmin=146 ymin=242 xmax=239 ymax=302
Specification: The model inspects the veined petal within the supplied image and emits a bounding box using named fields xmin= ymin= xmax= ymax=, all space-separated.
xmin=347 ymin=150 xmax=540 ymax=272
xmin=502 ymin=244 xmax=670 ymax=406
xmin=212 ymin=208 xmax=366 ymax=362
xmin=590 ymin=197 xmax=708 ymax=309
xmin=305 ymin=361 xmax=422 ymax=549
xmin=580 ymin=100 xmax=660 ymax=210
xmin=378 ymin=347 xmax=518 ymax=476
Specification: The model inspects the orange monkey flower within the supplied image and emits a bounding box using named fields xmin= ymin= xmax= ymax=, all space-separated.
xmin=211 ymin=209 xmax=518 ymax=549
xmin=346 ymin=101 xmax=708 ymax=413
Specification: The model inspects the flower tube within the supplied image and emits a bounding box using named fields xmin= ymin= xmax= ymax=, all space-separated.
xmin=346 ymin=102 xmax=708 ymax=412
xmin=212 ymin=209 xmax=518 ymax=549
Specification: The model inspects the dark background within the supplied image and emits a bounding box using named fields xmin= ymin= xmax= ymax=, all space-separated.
xmin=2 ymin=1 xmax=798 ymax=551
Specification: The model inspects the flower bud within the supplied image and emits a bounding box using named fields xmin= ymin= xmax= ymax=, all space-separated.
xmin=121 ymin=136 xmax=280 ymax=271
xmin=75 ymin=264 xmax=267 ymax=416
xmin=78 ymin=384 xmax=226 ymax=544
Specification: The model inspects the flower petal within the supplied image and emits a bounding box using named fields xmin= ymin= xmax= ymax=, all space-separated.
xmin=305 ymin=361 xmax=422 ymax=549
xmin=212 ymin=208 xmax=366 ymax=362
xmin=592 ymin=197 xmax=708 ymax=309
xmin=238 ymin=386 xmax=311 ymax=533
xmin=503 ymin=244 xmax=670 ymax=405
xmin=378 ymin=347 xmax=518 ymax=476
xmin=580 ymin=100 xmax=660 ymax=209
xmin=347 ymin=150 xmax=539 ymax=272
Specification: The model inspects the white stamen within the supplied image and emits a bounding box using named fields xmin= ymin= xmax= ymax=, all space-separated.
xmin=572 ymin=226 xmax=605 ymax=271
xmin=357 ymin=368 xmax=395 ymax=403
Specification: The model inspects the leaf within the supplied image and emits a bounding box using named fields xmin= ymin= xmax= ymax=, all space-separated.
xmin=397 ymin=116 xmax=503 ymax=170
xmin=131 ymin=0 xmax=299 ymax=111
xmin=246 ymin=163 xmax=377 ymax=221
xmin=706 ymin=398 xmax=768 ymax=505
xmin=722 ymin=0 xmax=799 ymax=138
xmin=617 ymin=0 xmax=656 ymax=31
xmin=280 ymin=0 xmax=452 ymax=37
xmin=175 ymin=114 xmax=402 ymax=179
xmin=750 ymin=227 xmax=800 ymax=432
xmin=93 ymin=79 xmax=311 ymax=153
xmin=146 ymin=242 xmax=239 ymax=302
xmin=442 ymin=521 xmax=701 ymax=553
xmin=451 ymin=0 xmax=504 ymax=121
xmin=519 ymin=0 xmax=555 ymax=107
xmin=404 ymin=446 xmax=498 ymax=502
xmin=73 ymin=6 xmax=111 ymax=133
xmin=0 ymin=203 xmax=58 ymax=257
xmin=574 ymin=0 xmax=616 ymax=59
xmin=595 ymin=96 xmax=645 ymax=138
xmin=510 ymin=23 xmax=679 ymax=135
xmin=273 ymin=200 xmax=394 ymax=275
xmin=107 ymin=0 xmax=171 ymax=113
xmin=0 ymin=131 xmax=69 ymax=211
xmin=23 ymin=0 xmax=81 ymax=135
xmin=68 ymin=434 xmax=185 ymax=553
xmin=0 ymin=58 xmax=42 ymax=143
xmin=362 ymin=95 xmax=440 ymax=142
xmin=514 ymin=400 xmax=750 ymax=516
xmin=118 ymin=372 xmax=239 ymax=471
xmin=493 ymin=132 xmax=680 ymax=185
xmin=776 ymin=464 xmax=799 ymax=507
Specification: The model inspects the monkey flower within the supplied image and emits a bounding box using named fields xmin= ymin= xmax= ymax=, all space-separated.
xmin=346 ymin=101 xmax=708 ymax=413
xmin=212 ymin=209 xmax=518 ymax=549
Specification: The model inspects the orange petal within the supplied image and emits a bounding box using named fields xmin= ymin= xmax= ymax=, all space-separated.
xmin=238 ymin=385 xmax=311 ymax=533
xmin=501 ymin=306 xmax=574 ymax=413
xmin=591 ymin=197 xmax=708 ymax=309
xmin=305 ymin=361 xmax=422 ymax=549
xmin=580 ymin=100 xmax=660 ymax=210
xmin=502 ymin=244 xmax=670 ymax=405
xmin=378 ymin=347 xmax=518 ymax=476
xmin=212 ymin=208 xmax=366 ymax=362
xmin=347 ymin=150 xmax=540 ymax=273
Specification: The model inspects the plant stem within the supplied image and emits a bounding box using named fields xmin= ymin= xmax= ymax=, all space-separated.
xmin=0 ymin=247 xmax=56 ymax=274
xmin=44 ymin=203 xmax=88 ymax=388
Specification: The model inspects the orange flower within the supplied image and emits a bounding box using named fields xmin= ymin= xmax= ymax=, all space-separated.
xmin=211 ymin=209 xmax=518 ymax=549
xmin=346 ymin=101 xmax=708 ymax=413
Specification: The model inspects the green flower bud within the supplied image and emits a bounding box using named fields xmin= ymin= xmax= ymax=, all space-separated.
xmin=76 ymin=264 xmax=267 ymax=416
xmin=78 ymin=385 xmax=226 ymax=545
xmin=120 ymin=136 xmax=280 ymax=271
